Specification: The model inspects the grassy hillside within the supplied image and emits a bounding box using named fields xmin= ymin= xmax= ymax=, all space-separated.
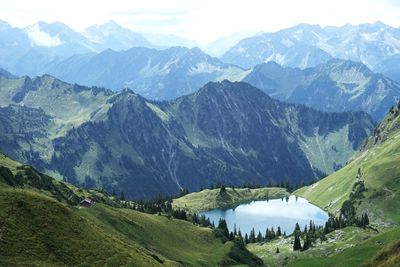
xmin=0 ymin=154 xmax=260 ymax=266
xmin=295 ymin=106 xmax=400 ymax=225
xmin=247 ymin=223 xmax=400 ymax=267
xmin=287 ymin=226 xmax=400 ymax=267
xmin=172 ymin=187 xmax=289 ymax=212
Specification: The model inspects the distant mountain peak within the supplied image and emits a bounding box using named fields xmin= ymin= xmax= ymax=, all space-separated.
xmin=0 ymin=19 xmax=11 ymax=30
xmin=323 ymin=58 xmax=373 ymax=75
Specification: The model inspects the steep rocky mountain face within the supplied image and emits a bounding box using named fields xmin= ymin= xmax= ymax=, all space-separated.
xmin=0 ymin=75 xmax=374 ymax=198
xmin=222 ymin=22 xmax=400 ymax=69
xmin=42 ymin=46 xmax=246 ymax=99
xmin=243 ymin=59 xmax=400 ymax=121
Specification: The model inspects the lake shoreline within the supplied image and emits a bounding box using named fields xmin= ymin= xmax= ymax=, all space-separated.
xmin=172 ymin=187 xmax=290 ymax=213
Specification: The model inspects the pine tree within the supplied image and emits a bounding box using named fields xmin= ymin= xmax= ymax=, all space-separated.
xmin=244 ymin=233 xmax=249 ymax=244
xmin=265 ymin=228 xmax=271 ymax=241
xmin=238 ymin=229 xmax=243 ymax=240
xmin=249 ymin=228 xmax=256 ymax=243
xmin=120 ymin=191 xmax=125 ymax=201
xmin=276 ymin=247 xmax=280 ymax=253
xmin=293 ymin=233 xmax=302 ymax=251
xmin=256 ymin=231 xmax=263 ymax=242
xmin=217 ymin=218 xmax=229 ymax=239
xmin=364 ymin=213 xmax=369 ymax=225
xmin=271 ymin=227 xmax=276 ymax=239
xmin=294 ymin=222 xmax=301 ymax=236
xmin=302 ymin=234 xmax=312 ymax=251
xmin=277 ymin=226 xmax=282 ymax=236
xmin=219 ymin=185 xmax=226 ymax=194
xmin=229 ymin=231 xmax=234 ymax=241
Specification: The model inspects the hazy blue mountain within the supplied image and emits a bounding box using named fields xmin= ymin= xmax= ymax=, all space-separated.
xmin=222 ymin=22 xmax=400 ymax=69
xmin=83 ymin=20 xmax=152 ymax=51
xmin=0 ymin=20 xmax=33 ymax=73
xmin=221 ymin=24 xmax=333 ymax=69
xmin=0 ymin=75 xmax=374 ymax=197
xmin=141 ymin=32 xmax=198 ymax=49
xmin=0 ymin=68 xmax=15 ymax=78
xmin=43 ymin=46 xmax=246 ymax=99
xmin=0 ymin=20 xmax=98 ymax=76
xmin=374 ymin=54 xmax=400 ymax=83
xmin=0 ymin=19 xmax=153 ymax=76
xmin=202 ymin=31 xmax=259 ymax=57
xmin=243 ymin=59 xmax=400 ymax=121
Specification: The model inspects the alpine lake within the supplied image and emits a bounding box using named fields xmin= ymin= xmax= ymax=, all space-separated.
xmin=200 ymin=195 xmax=329 ymax=236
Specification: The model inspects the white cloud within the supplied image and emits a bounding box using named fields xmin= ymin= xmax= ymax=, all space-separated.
xmin=26 ymin=24 xmax=61 ymax=47
xmin=1 ymin=0 xmax=399 ymax=44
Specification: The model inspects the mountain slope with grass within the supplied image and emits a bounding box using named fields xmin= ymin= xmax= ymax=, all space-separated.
xmin=0 ymin=153 xmax=261 ymax=266
xmin=296 ymin=102 xmax=400 ymax=225
xmin=0 ymin=74 xmax=374 ymax=198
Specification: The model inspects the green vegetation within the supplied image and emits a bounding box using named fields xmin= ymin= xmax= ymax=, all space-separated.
xmin=295 ymin=105 xmax=400 ymax=225
xmin=287 ymin=226 xmax=400 ymax=267
xmin=365 ymin=237 xmax=400 ymax=267
xmin=0 ymin=75 xmax=374 ymax=198
xmin=172 ymin=187 xmax=289 ymax=212
xmin=247 ymin=226 xmax=400 ymax=267
xmin=0 ymin=154 xmax=262 ymax=266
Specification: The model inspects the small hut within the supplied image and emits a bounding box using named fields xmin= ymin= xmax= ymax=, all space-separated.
xmin=79 ymin=198 xmax=95 ymax=207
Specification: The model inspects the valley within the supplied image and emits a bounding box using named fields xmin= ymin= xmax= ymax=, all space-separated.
xmin=1 ymin=6 xmax=400 ymax=266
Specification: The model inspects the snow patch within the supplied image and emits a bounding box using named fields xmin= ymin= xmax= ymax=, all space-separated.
xmin=189 ymin=62 xmax=220 ymax=75
xmin=383 ymin=32 xmax=400 ymax=54
xmin=360 ymin=32 xmax=379 ymax=42
xmin=265 ymin=53 xmax=285 ymax=65
xmin=281 ymin=39 xmax=294 ymax=48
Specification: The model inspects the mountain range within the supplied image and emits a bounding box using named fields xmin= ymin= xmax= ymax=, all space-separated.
xmin=0 ymin=19 xmax=203 ymax=76
xmin=222 ymin=22 xmax=400 ymax=70
xmin=0 ymin=74 xmax=374 ymax=198
xmin=41 ymin=46 xmax=245 ymax=99
xmin=243 ymin=59 xmax=400 ymax=121
xmin=41 ymin=47 xmax=400 ymax=121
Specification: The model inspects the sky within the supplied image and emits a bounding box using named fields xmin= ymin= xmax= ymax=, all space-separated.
xmin=1 ymin=0 xmax=400 ymax=44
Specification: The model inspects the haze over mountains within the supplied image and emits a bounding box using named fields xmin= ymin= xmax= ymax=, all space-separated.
xmin=2 ymin=19 xmax=400 ymax=80
xmin=1 ymin=19 xmax=399 ymax=121
xmin=42 ymin=46 xmax=246 ymax=100
xmin=1 ymin=18 xmax=400 ymax=198
xmin=222 ymin=22 xmax=400 ymax=70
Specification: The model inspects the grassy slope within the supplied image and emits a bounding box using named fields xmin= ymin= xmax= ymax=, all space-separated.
xmin=247 ymin=224 xmax=400 ymax=267
xmin=172 ymin=187 xmax=289 ymax=212
xmin=0 ymin=189 xmax=161 ymax=266
xmin=295 ymin=112 xmax=400 ymax=224
xmin=79 ymin=205 xmax=233 ymax=266
xmin=0 ymin=155 xmax=249 ymax=266
xmin=287 ymin=227 xmax=400 ymax=267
